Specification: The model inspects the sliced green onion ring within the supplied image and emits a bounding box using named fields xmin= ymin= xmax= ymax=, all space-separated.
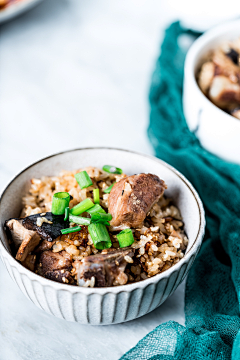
xmin=88 ymin=223 xmax=112 ymax=250
xmin=87 ymin=204 xmax=106 ymax=215
xmin=51 ymin=192 xmax=70 ymax=215
xmin=61 ymin=226 xmax=81 ymax=235
xmin=93 ymin=188 xmax=100 ymax=204
xmin=70 ymin=198 xmax=94 ymax=216
xmin=75 ymin=171 xmax=93 ymax=189
xmin=103 ymin=183 xmax=115 ymax=194
xmin=64 ymin=207 xmax=70 ymax=221
xmin=91 ymin=213 xmax=112 ymax=224
xmin=69 ymin=214 xmax=91 ymax=226
xmin=102 ymin=165 xmax=122 ymax=174
xmin=117 ymin=229 xmax=134 ymax=248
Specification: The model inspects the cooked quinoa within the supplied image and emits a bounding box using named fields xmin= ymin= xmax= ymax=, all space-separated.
xmin=18 ymin=166 xmax=188 ymax=287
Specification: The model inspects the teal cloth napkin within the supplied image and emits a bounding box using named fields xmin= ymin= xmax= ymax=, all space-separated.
xmin=121 ymin=22 xmax=240 ymax=360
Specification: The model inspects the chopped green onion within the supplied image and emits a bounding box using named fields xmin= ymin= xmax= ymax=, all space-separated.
xmin=117 ymin=229 xmax=134 ymax=248
xmin=102 ymin=165 xmax=122 ymax=174
xmin=93 ymin=188 xmax=100 ymax=204
xmin=64 ymin=207 xmax=70 ymax=221
xmin=69 ymin=214 xmax=91 ymax=226
xmin=103 ymin=183 xmax=115 ymax=194
xmin=75 ymin=171 xmax=93 ymax=189
xmin=51 ymin=192 xmax=70 ymax=215
xmin=61 ymin=226 xmax=81 ymax=235
xmin=98 ymin=222 xmax=110 ymax=227
xmin=70 ymin=198 xmax=94 ymax=216
xmin=87 ymin=204 xmax=106 ymax=215
xmin=88 ymin=223 xmax=112 ymax=250
xmin=91 ymin=213 xmax=112 ymax=225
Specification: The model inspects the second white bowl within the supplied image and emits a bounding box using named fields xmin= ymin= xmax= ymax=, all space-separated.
xmin=183 ymin=19 xmax=240 ymax=165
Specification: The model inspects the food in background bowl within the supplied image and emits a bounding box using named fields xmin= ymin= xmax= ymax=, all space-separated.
xmin=5 ymin=166 xmax=188 ymax=288
xmin=0 ymin=0 xmax=44 ymax=24
xmin=197 ymin=38 xmax=240 ymax=119
xmin=0 ymin=0 xmax=7 ymax=9
xmin=0 ymin=0 xmax=23 ymax=10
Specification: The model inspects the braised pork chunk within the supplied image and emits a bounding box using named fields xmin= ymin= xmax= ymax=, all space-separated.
xmin=109 ymin=174 xmax=167 ymax=229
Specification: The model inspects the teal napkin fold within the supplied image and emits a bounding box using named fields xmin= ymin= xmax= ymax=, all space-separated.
xmin=121 ymin=22 xmax=240 ymax=360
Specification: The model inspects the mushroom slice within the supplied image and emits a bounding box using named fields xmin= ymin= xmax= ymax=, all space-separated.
xmin=6 ymin=219 xmax=41 ymax=262
xmin=21 ymin=254 xmax=37 ymax=271
xmin=22 ymin=212 xmax=69 ymax=242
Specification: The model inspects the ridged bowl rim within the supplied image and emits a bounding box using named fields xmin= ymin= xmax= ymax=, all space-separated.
xmin=0 ymin=147 xmax=205 ymax=295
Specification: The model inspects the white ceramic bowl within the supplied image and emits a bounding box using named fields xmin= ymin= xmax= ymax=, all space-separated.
xmin=0 ymin=148 xmax=205 ymax=325
xmin=183 ymin=19 xmax=240 ymax=165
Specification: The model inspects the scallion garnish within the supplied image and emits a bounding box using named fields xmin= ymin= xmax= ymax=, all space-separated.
xmin=88 ymin=223 xmax=112 ymax=250
xmin=70 ymin=198 xmax=94 ymax=216
xmin=61 ymin=226 xmax=81 ymax=235
xmin=91 ymin=213 xmax=112 ymax=225
xmin=69 ymin=214 xmax=91 ymax=226
xmin=51 ymin=192 xmax=70 ymax=215
xmin=117 ymin=229 xmax=134 ymax=248
xmin=64 ymin=207 xmax=70 ymax=221
xmin=93 ymin=188 xmax=100 ymax=204
xmin=75 ymin=171 xmax=93 ymax=189
xmin=103 ymin=183 xmax=115 ymax=194
xmin=102 ymin=165 xmax=122 ymax=174
xmin=87 ymin=204 xmax=106 ymax=215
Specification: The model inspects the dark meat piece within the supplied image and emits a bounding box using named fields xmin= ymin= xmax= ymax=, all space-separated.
xmin=45 ymin=269 xmax=74 ymax=285
xmin=22 ymin=212 xmax=69 ymax=242
xmin=209 ymin=75 xmax=240 ymax=109
xmin=75 ymin=247 xmax=134 ymax=287
xmin=212 ymin=50 xmax=240 ymax=84
xmin=6 ymin=219 xmax=41 ymax=262
xmin=226 ymin=49 xmax=239 ymax=65
xmin=35 ymin=239 xmax=55 ymax=253
xmin=108 ymin=173 xmax=167 ymax=229
xmin=36 ymin=249 xmax=74 ymax=284
xmin=37 ymin=250 xmax=72 ymax=276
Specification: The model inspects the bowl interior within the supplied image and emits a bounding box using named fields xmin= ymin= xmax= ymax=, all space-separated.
xmin=0 ymin=148 xmax=201 ymax=259
xmin=192 ymin=21 xmax=240 ymax=79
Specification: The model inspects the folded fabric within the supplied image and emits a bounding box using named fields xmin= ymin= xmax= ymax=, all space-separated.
xmin=121 ymin=22 xmax=240 ymax=360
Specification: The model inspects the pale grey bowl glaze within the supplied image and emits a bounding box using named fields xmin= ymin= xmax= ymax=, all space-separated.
xmin=0 ymin=148 xmax=205 ymax=325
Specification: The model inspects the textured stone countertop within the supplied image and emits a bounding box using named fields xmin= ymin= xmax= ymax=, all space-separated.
xmin=0 ymin=1 xmax=185 ymax=359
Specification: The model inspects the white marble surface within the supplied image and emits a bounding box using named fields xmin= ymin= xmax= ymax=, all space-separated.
xmin=0 ymin=1 xmax=186 ymax=359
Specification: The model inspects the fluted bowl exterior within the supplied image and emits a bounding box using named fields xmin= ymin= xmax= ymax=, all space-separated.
xmin=0 ymin=148 xmax=205 ymax=324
